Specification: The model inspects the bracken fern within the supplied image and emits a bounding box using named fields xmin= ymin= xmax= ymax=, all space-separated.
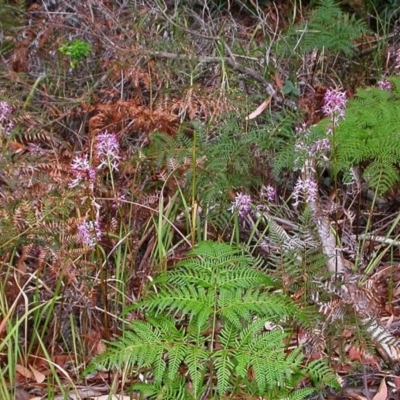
xmin=311 ymin=76 xmax=400 ymax=194
xmin=87 ymin=241 xmax=338 ymax=399
xmin=275 ymin=77 xmax=400 ymax=195
xmin=276 ymin=0 xmax=368 ymax=57
xmin=334 ymin=77 xmax=400 ymax=193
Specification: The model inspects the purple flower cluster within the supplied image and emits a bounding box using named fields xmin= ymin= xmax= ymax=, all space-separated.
xmin=321 ymin=88 xmax=347 ymax=120
xmin=95 ymin=131 xmax=121 ymax=171
xmin=27 ymin=143 xmax=47 ymax=155
xmin=69 ymin=131 xmax=121 ymax=189
xmin=377 ymin=80 xmax=392 ymax=91
xmin=310 ymin=138 xmax=331 ymax=154
xmin=293 ymin=135 xmax=331 ymax=171
xmin=290 ymin=89 xmax=346 ymax=210
xmin=0 ymin=101 xmax=12 ymax=120
xmin=228 ymin=192 xmax=252 ymax=218
xmin=260 ymin=185 xmax=276 ymax=202
xmin=77 ymin=219 xmax=102 ymax=247
xmin=295 ymin=123 xmax=308 ymax=135
xmin=295 ymin=137 xmax=331 ymax=158
xmin=69 ymin=154 xmax=96 ymax=189
xmin=294 ymin=140 xmax=307 ymax=153
xmin=292 ymin=177 xmax=318 ymax=207
xmin=0 ymin=101 xmax=14 ymax=136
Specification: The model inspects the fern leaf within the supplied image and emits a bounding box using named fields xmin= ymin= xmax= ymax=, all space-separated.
xmin=89 ymin=241 xmax=330 ymax=398
xmin=278 ymin=0 xmax=368 ymax=56
xmin=184 ymin=346 xmax=208 ymax=397
xmin=220 ymin=289 xmax=303 ymax=328
xmin=235 ymin=319 xmax=267 ymax=350
xmin=284 ymin=388 xmax=316 ymax=400
xmin=91 ymin=320 xmax=166 ymax=375
xmin=214 ymin=347 xmax=235 ymax=395
xmin=307 ymin=359 xmax=340 ymax=389
xmin=165 ymin=342 xmax=187 ymax=382
xmin=141 ymin=286 xmax=214 ymax=327
xmin=329 ymin=76 xmax=400 ymax=194
xmin=132 ymin=377 xmax=194 ymax=400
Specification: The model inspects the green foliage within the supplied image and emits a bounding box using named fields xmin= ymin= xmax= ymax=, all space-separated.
xmin=369 ymin=0 xmax=400 ymax=25
xmin=275 ymin=77 xmax=400 ymax=194
xmin=277 ymin=0 xmax=368 ymax=56
xmin=282 ymin=80 xmax=300 ymax=96
xmin=146 ymin=123 xmax=259 ymax=207
xmin=322 ymin=77 xmax=400 ymax=194
xmin=59 ymin=39 xmax=92 ymax=68
xmin=0 ymin=1 xmax=24 ymax=31
xmin=87 ymin=241 xmax=338 ymax=399
xmin=146 ymin=112 xmax=295 ymax=208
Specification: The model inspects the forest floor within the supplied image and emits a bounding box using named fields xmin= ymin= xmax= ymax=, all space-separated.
xmin=2 ymin=0 xmax=400 ymax=399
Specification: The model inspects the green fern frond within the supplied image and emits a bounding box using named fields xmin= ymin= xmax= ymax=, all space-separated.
xmin=184 ymin=346 xmax=208 ymax=396
xmin=219 ymin=288 xmax=299 ymax=328
xmin=284 ymin=388 xmax=317 ymax=400
xmin=145 ymin=114 xmax=289 ymax=208
xmin=236 ymin=327 xmax=298 ymax=394
xmin=277 ymin=0 xmax=368 ymax=56
xmin=139 ymin=286 xmax=214 ymax=326
xmin=146 ymin=131 xmax=192 ymax=167
xmin=214 ymin=346 xmax=235 ymax=395
xmin=132 ymin=377 xmax=196 ymax=400
xmin=165 ymin=256 xmax=274 ymax=290
xmin=307 ymin=359 xmax=340 ymax=389
xmin=88 ymin=241 xmax=336 ymax=398
xmin=90 ymin=318 xmax=173 ymax=377
xmin=363 ymin=162 xmax=399 ymax=193
xmin=329 ymin=76 xmax=400 ymax=194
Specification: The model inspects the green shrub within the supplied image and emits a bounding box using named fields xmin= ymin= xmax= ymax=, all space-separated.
xmin=59 ymin=39 xmax=92 ymax=68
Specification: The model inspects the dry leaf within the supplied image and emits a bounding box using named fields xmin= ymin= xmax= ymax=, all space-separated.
xmin=346 ymin=388 xmax=367 ymax=400
xmin=385 ymin=314 xmax=394 ymax=329
xmin=15 ymin=364 xmax=33 ymax=379
xmin=342 ymin=329 xmax=353 ymax=339
xmin=275 ymin=71 xmax=284 ymax=91
xmin=29 ymin=364 xmax=45 ymax=383
xmin=348 ymin=346 xmax=363 ymax=362
xmin=245 ymin=96 xmax=272 ymax=120
xmin=0 ymin=319 xmax=6 ymax=335
xmin=393 ymin=375 xmax=400 ymax=389
xmin=372 ymin=378 xmax=387 ymax=400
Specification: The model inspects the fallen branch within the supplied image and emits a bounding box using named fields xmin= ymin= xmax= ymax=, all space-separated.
xmin=354 ymin=234 xmax=400 ymax=247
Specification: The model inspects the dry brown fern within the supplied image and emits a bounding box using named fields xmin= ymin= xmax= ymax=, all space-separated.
xmin=87 ymin=100 xmax=179 ymax=137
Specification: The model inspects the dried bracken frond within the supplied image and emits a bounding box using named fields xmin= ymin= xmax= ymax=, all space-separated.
xmin=87 ymin=100 xmax=179 ymax=136
xmin=160 ymin=85 xmax=230 ymax=122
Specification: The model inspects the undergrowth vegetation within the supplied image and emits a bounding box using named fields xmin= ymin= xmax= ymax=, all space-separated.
xmin=2 ymin=0 xmax=400 ymax=399
xmin=87 ymin=241 xmax=338 ymax=399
